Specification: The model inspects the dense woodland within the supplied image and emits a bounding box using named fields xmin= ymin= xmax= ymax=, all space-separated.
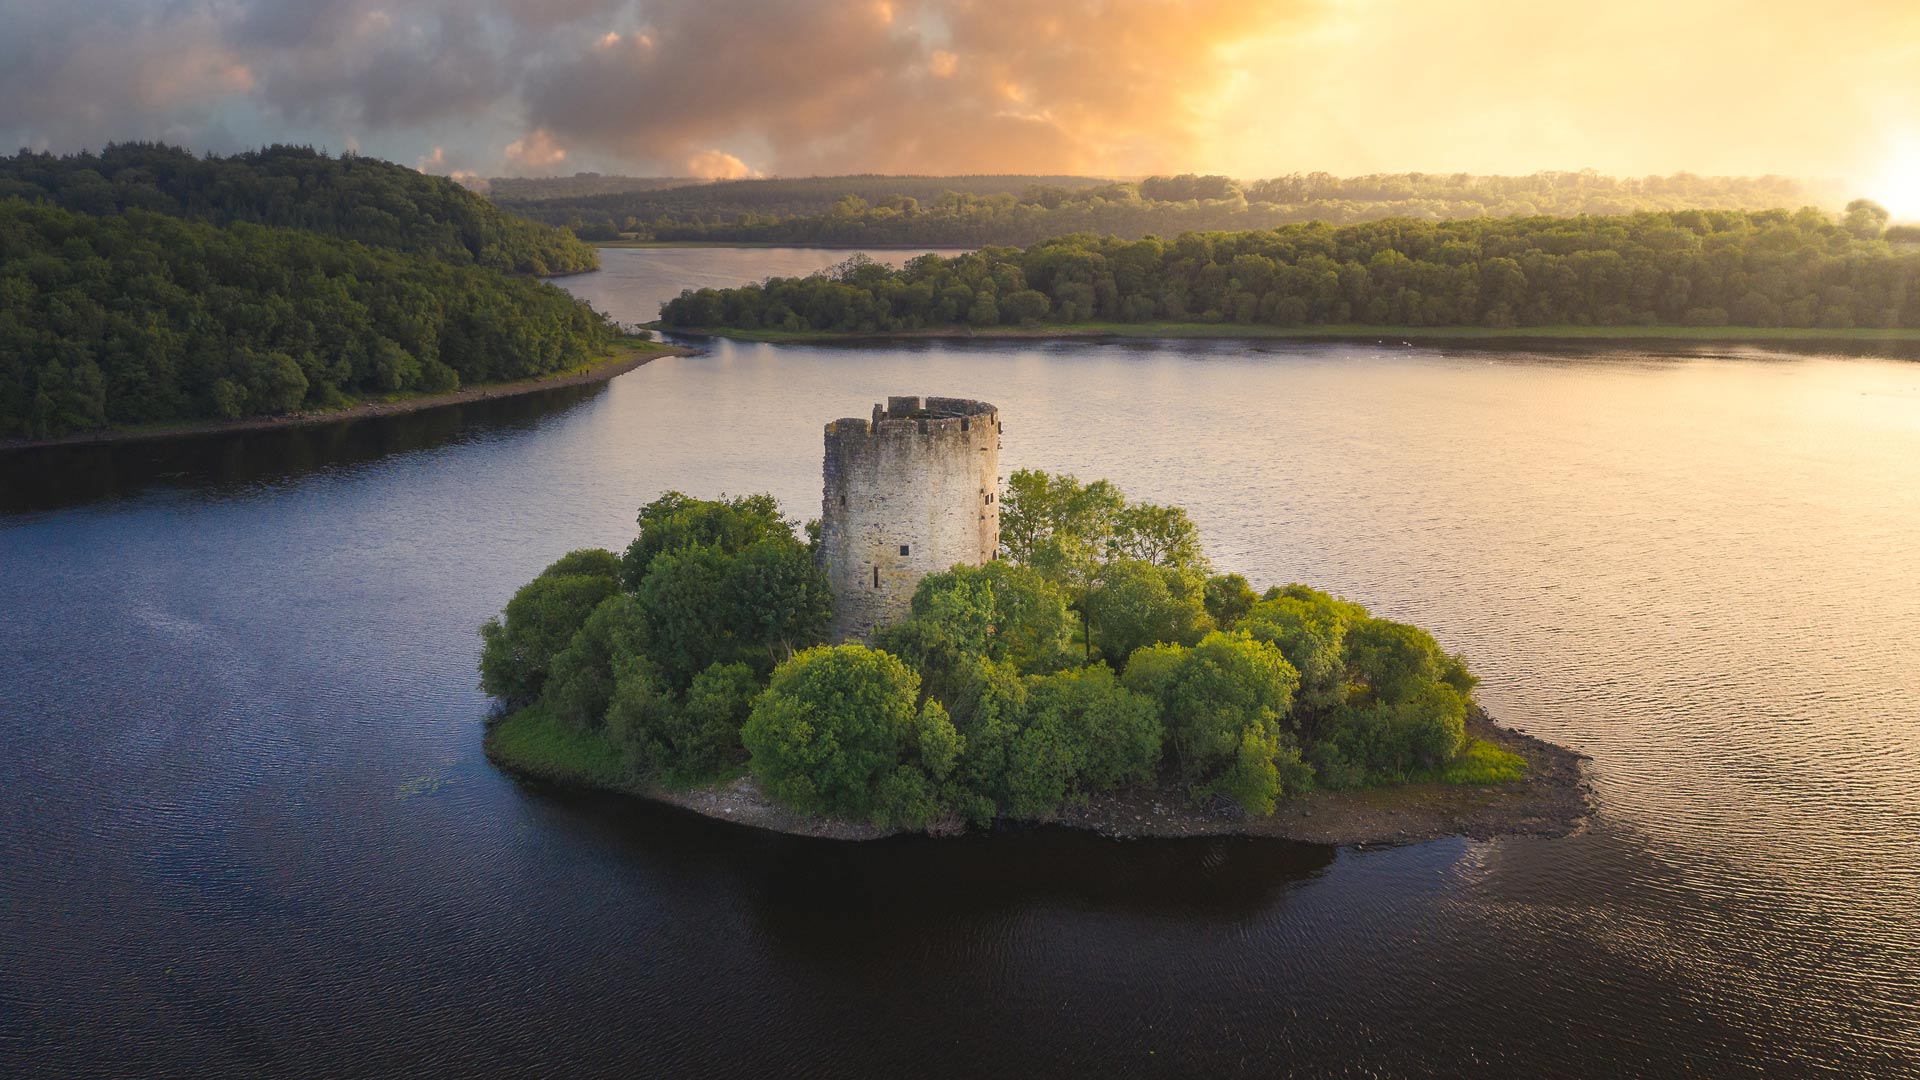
xmin=484 ymin=480 xmax=1517 ymax=831
xmin=0 ymin=202 xmax=615 ymax=439
xmin=508 ymin=171 xmax=1829 ymax=246
xmin=0 ymin=144 xmax=599 ymax=275
xmin=660 ymin=204 xmax=1920 ymax=332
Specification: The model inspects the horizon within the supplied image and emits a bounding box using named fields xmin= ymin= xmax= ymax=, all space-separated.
xmin=6 ymin=0 xmax=1920 ymax=215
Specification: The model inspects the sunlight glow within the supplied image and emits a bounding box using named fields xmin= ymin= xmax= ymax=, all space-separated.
xmin=1867 ymin=137 xmax=1920 ymax=221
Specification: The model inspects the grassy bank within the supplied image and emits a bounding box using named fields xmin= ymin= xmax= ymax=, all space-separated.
xmin=486 ymin=701 xmax=1551 ymax=845
xmin=484 ymin=705 xmax=644 ymax=794
xmin=662 ymin=321 xmax=1920 ymax=347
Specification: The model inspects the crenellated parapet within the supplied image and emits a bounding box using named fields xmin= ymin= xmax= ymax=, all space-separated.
xmin=821 ymin=396 xmax=1001 ymax=642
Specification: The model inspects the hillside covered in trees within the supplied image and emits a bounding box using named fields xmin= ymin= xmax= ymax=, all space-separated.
xmin=0 ymin=201 xmax=615 ymax=440
xmin=659 ymin=204 xmax=1919 ymax=334
xmin=0 ymin=143 xmax=599 ymax=275
xmin=510 ymin=171 xmax=1830 ymax=246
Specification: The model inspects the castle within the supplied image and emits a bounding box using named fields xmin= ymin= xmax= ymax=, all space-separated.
xmin=820 ymin=396 xmax=1001 ymax=642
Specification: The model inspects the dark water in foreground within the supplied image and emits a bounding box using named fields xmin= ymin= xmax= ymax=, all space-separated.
xmin=2 ymin=250 xmax=1918 ymax=1077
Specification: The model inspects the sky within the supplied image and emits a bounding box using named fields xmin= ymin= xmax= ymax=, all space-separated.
xmin=5 ymin=0 xmax=1920 ymax=205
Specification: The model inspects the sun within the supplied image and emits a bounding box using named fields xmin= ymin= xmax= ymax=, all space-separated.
xmin=1865 ymin=137 xmax=1920 ymax=222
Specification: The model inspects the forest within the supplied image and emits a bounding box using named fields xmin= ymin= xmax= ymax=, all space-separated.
xmin=658 ymin=203 xmax=1920 ymax=333
xmin=483 ymin=479 xmax=1519 ymax=832
xmin=0 ymin=201 xmax=615 ymax=440
xmin=0 ymin=143 xmax=599 ymax=276
xmin=506 ymin=171 xmax=1828 ymax=246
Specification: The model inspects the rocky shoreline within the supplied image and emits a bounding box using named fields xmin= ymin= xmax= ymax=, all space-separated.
xmin=489 ymin=707 xmax=1593 ymax=847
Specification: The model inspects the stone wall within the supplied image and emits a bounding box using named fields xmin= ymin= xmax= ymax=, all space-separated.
xmin=820 ymin=395 xmax=1000 ymax=642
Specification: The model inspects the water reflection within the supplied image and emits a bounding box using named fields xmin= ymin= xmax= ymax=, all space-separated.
xmin=0 ymin=385 xmax=605 ymax=515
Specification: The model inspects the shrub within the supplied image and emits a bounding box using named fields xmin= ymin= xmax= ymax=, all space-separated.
xmin=1085 ymin=559 xmax=1212 ymax=663
xmin=742 ymin=645 xmax=958 ymax=824
xmin=542 ymin=594 xmax=647 ymax=729
xmin=479 ymin=549 xmax=621 ymax=706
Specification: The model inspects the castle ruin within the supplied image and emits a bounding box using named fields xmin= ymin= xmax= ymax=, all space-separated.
xmin=820 ymin=396 xmax=1001 ymax=642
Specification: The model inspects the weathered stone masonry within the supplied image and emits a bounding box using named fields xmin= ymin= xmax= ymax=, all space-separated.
xmin=821 ymin=395 xmax=1000 ymax=642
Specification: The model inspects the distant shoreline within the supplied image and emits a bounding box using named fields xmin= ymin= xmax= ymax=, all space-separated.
xmin=485 ymin=706 xmax=1593 ymax=846
xmin=596 ymin=240 xmax=973 ymax=251
xmin=0 ymin=340 xmax=691 ymax=453
xmin=657 ymin=321 xmax=1920 ymax=348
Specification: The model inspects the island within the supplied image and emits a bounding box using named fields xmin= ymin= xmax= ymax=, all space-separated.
xmin=649 ymin=206 xmax=1920 ymax=346
xmin=482 ymin=395 xmax=1592 ymax=844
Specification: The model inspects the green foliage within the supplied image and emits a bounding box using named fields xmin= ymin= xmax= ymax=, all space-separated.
xmin=0 ymin=142 xmax=597 ymax=274
xmin=872 ymin=560 xmax=1075 ymax=703
xmin=661 ymin=210 xmax=1920 ymax=335
xmin=486 ymin=703 xmax=634 ymax=792
xmin=620 ymin=493 xmax=830 ymax=688
xmin=1203 ymin=573 xmax=1259 ymax=629
xmin=542 ymin=594 xmax=646 ymax=730
xmin=0 ymin=200 xmax=616 ymax=439
xmin=999 ymin=469 xmax=1207 ymax=587
xmin=741 ymin=645 xmax=948 ymax=824
xmin=1240 ymin=586 xmax=1363 ymax=717
xmin=478 ymin=550 xmax=621 ymax=707
xmin=1084 ymin=560 xmax=1213 ymax=663
xmin=620 ymin=491 xmax=793 ymax=586
xmin=514 ymin=170 xmax=1818 ymax=247
xmin=1439 ymin=738 xmax=1529 ymax=784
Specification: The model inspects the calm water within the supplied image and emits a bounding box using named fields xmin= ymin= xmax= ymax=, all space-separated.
xmin=2 ymin=250 xmax=1918 ymax=1078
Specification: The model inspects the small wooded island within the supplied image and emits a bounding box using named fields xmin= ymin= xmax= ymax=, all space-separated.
xmin=483 ymin=396 xmax=1589 ymax=843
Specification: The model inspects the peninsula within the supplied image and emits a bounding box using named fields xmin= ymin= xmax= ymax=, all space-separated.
xmin=481 ymin=396 xmax=1591 ymax=844
xmin=653 ymin=207 xmax=1920 ymax=344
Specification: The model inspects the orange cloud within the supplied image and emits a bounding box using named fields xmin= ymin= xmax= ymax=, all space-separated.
xmin=504 ymin=128 xmax=568 ymax=169
xmin=685 ymin=149 xmax=760 ymax=179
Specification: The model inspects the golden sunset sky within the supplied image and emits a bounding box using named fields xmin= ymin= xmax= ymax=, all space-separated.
xmin=5 ymin=0 xmax=1919 ymax=207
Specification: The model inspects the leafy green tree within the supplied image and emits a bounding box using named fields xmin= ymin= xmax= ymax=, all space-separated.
xmin=631 ymin=544 xmax=733 ymax=690
xmin=620 ymin=492 xmax=793 ymax=586
xmin=873 ymin=560 xmax=1075 ymax=701
xmin=478 ymin=550 xmax=621 ymax=706
xmin=741 ymin=645 xmax=958 ymax=824
xmin=542 ymin=593 xmax=646 ymax=729
xmin=1203 ymin=573 xmax=1259 ymax=629
xmin=1084 ymin=559 xmax=1213 ymax=663
xmin=1123 ymin=631 xmax=1302 ymax=813
xmin=716 ymin=537 xmax=833 ymax=668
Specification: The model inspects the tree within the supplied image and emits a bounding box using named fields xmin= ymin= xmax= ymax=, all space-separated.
xmin=542 ymin=594 xmax=647 ymax=729
xmin=479 ymin=550 xmax=621 ymax=706
xmin=1123 ymin=631 xmax=1303 ymax=813
xmin=620 ymin=491 xmax=793 ymax=587
xmin=741 ymin=645 xmax=958 ymax=824
xmin=1844 ymin=198 xmax=1890 ymax=240
xmin=1084 ymin=559 xmax=1213 ymax=664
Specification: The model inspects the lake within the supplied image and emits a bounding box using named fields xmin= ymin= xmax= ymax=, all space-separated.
xmin=1 ymin=247 xmax=1916 ymax=1077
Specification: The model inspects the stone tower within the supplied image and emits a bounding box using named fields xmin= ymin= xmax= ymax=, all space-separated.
xmin=821 ymin=395 xmax=1001 ymax=642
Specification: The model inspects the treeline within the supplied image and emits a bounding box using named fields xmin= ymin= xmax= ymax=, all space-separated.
xmin=0 ymin=143 xmax=599 ymax=276
xmin=484 ymin=480 xmax=1517 ymax=831
xmin=0 ymin=201 xmax=615 ymax=439
xmin=494 ymin=173 xmax=1113 ymax=240
xmin=509 ymin=171 xmax=1826 ymax=246
xmin=482 ymin=173 xmax=690 ymax=201
xmin=660 ymin=204 xmax=1920 ymax=332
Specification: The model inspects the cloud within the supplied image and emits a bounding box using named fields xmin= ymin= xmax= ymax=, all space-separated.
xmin=685 ymin=150 xmax=760 ymax=179
xmin=505 ymin=128 xmax=568 ymax=170
xmin=3 ymin=0 xmax=1919 ymax=186
xmin=520 ymin=0 xmax=1303 ymax=176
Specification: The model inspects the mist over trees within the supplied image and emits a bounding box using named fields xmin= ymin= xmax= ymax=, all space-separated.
xmin=0 ymin=143 xmax=599 ymax=276
xmin=507 ymin=171 xmax=1824 ymax=245
xmin=660 ymin=206 xmax=1919 ymax=333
